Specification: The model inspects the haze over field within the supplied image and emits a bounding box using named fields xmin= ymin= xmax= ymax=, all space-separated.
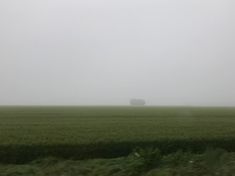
xmin=0 ymin=0 xmax=235 ymax=106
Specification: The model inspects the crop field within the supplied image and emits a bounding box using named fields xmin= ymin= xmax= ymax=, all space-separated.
xmin=0 ymin=106 xmax=235 ymax=163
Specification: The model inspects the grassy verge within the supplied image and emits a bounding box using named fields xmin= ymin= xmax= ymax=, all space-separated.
xmin=1 ymin=138 xmax=235 ymax=164
xmin=0 ymin=148 xmax=234 ymax=176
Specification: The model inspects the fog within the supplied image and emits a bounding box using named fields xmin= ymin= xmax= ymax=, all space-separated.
xmin=1 ymin=0 xmax=235 ymax=106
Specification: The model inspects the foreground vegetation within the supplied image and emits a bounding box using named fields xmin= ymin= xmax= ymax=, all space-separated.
xmin=0 ymin=106 xmax=235 ymax=163
xmin=0 ymin=148 xmax=234 ymax=176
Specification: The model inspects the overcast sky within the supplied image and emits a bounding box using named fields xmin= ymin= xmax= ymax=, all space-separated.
xmin=0 ymin=0 xmax=235 ymax=106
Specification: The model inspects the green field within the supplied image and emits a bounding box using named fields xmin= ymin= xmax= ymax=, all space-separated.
xmin=0 ymin=106 xmax=235 ymax=163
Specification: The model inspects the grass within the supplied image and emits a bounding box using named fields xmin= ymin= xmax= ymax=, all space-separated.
xmin=0 ymin=148 xmax=234 ymax=176
xmin=0 ymin=106 xmax=235 ymax=163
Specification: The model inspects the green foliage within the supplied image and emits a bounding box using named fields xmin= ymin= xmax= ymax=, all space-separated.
xmin=0 ymin=106 xmax=235 ymax=163
xmin=130 ymin=147 xmax=162 ymax=169
xmin=163 ymin=150 xmax=192 ymax=166
xmin=0 ymin=149 xmax=235 ymax=176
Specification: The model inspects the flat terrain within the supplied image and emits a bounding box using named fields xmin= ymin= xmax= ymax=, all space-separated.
xmin=0 ymin=106 xmax=235 ymax=163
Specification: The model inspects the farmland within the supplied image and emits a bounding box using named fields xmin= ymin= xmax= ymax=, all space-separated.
xmin=0 ymin=106 xmax=235 ymax=164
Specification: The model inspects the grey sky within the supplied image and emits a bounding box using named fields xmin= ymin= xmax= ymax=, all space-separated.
xmin=0 ymin=0 xmax=235 ymax=106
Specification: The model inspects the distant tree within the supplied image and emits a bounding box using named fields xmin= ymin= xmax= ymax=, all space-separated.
xmin=130 ymin=99 xmax=146 ymax=106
